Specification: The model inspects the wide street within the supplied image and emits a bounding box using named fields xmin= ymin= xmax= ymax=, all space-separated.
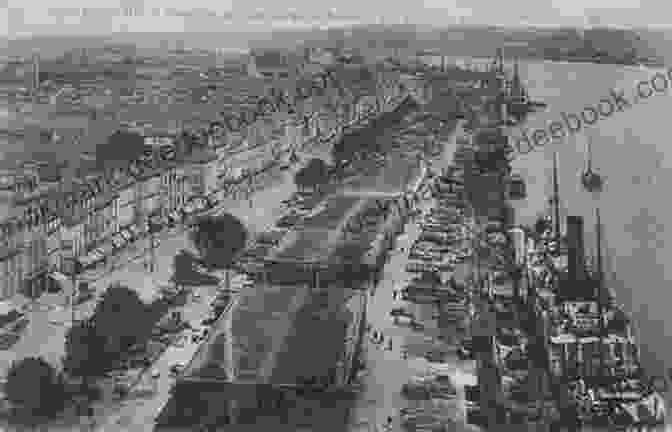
xmin=343 ymin=120 xmax=484 ymax=432
xmin=0 ymin=156 xmax=304 ymax=431
xmin=0 ymin=101 xmax=454 ymax=431
xmin=104 ymin=109 xmax=462 ymax=432
xmin=92 ymin=165 xmax=300 ymax=431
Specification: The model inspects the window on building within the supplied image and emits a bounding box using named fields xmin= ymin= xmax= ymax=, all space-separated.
xmin=0 ymin=261 xmax=6 ymax=299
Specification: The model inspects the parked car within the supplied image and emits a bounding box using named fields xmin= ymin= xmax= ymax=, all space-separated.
xmin=201 ymin=316 xmax=217 ymax=326
xmin=75 ymin=290 xmax=94 ymax=305
xmin=464 ymin=384 xmax=481 ymax=412
xmin=424 ymin=349 xmax=445 ymax=362
xmin=276 ymin=214 xmax=301 ymax=228
xmin=169 ymin=362 xmax=185 ymax=377
xmin=401 ymin=380 xmax=431 ymax=400
xmin=405 ymin=262 xmax=439 ymax=273
xmin=419 ymin=241 xmax=457 ymax=253
xmin=390 ymin=307 xmax=413 ymax=317
xmin=211 ymin=304 xmax=229 ymax=315
xmin=457 ymin=338 xmax=474 ymax=360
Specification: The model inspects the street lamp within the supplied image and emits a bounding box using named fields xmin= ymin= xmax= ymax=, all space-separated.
xmin=147 ymin=215 xmax=162 ymax=273
xmin=60 ymin=239 xmax=79 ymax=325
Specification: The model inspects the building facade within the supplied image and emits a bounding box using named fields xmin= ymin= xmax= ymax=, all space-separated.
xmin=0 ymin=56 xmax=407 ymax=301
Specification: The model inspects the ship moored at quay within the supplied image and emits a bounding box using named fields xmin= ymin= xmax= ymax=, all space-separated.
xmin=447 ymin=51 xmax=668 ymax=431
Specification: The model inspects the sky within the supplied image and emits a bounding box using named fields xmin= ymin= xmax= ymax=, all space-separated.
xmin=0 ymin=0 xmax=656 ymax=39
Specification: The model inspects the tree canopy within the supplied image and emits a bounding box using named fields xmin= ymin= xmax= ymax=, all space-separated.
xmin=172 ymin=249 xmax=221 ymax=286
xmin=63 ymin=318 xmax=107 ymax=380
xmin=6 ymin=357 xmax=65 ymax=417
xmin=190 ymin=213 xmax=248 ymax=269
xmin=294 ymin=158 xmax=329 ymax=190
xmin=173 ymin=249 xmax=197 ymax=281
xmin=474 ymin=147 xmax=512 ymax=174
xmin=331 ymin=127 xmax=381 ymax=165
xmin=92 ymin=283 xmax=148 ymax=355
xmin=96 ymin=130 xmax=145 ymax=169
xmin=293 ymin=166 xmax=310 ymax=190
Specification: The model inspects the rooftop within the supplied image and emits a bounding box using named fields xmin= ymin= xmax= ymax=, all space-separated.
xmin=182 ymin=282 xmax=312 ymax=384
xmin=181 ymin=147 xmax=217 ymax=165
xmin=268 ymin=195 xmax=366 ymax=264
xmin=269 ymin=287 xmax=364 ymax=385
xmin=117 ymin=103 xmax=223 ymax=129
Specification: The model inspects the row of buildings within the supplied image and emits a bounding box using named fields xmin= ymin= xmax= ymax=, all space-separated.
xmin=0 ymin=53 xmax=409 ymax=303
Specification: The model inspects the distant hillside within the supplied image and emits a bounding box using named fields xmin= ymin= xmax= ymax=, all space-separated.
xmin=633 ymin=28 xmax=672 ymax=65
xmin=1 ymin=31 xmax=324 ymax=59
xmin=3 ymin=25 xmax=671 ymax=67
xmin=2 ymin=35 xmax=113 ymax=59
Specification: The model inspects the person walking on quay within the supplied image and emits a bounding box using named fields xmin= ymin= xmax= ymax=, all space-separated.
xmin=392 ymin=290 xmax=397 ymax=300
xmin=387 ymin=338 xmax=393 ymax=351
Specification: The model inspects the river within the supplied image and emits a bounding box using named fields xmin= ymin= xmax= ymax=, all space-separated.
xmin=427 ymin=55 xmax=672 ymax=386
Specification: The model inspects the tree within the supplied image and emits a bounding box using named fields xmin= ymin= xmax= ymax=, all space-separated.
xmin=172 ymin=249 xmax=221 ymax=287
xmin=96 ymin=130 xmax=145 ymax=170
xmin=190 ymin=213 xmax=248 ymax=270
xmin=331 ymin=137 xmax=352 ymax=167
xmin=63 ymin=319 xmax=107 ymax=388
xmin=92 ymin=283 xmax=148 ymax=356
xmin=173 ymin=249 xmax=197 ymax=285
xmin=293 ymin=167 xmax=310 ymax=191
xmin=6 ymin=357 xmax=65 ymax=418
xmin=295 ymin=158 xmax=329 ymax=191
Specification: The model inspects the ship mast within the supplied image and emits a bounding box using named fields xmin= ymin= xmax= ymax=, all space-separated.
xmin=596 ymin=207 xmax=606 ymax=379
xmin=551 ymin=152 xmax=561 ymax=237
xmin=512 ymin=59 xmax=521 ymax=97
xmin=585 ymin=134 xmax=594 ymax=173
xmin=582 ymin=134 xmax=604 ymax=193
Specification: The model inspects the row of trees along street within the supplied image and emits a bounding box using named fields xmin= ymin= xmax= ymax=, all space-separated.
xmin=3 ymin=211 xmax=250 ymax=426
xmin=331 ymin=95 xmax=419 ymax=170
xmin=292 ymin=99 xmax=420 ymax=193
xmin=1 ymin=62 xmax=393 ymax=426
xmin=187 ymin=213 xmax=248 ymax=271
xmin=3 ymin=283 xmax=153 ymax=424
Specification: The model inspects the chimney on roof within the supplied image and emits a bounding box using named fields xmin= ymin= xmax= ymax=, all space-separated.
xmin=152 ymin=145 xmax=162 ymax=168
xmin=175 ymin=133 xmax=189 ymax=159
xmin=566 ymin=215 xmax=586 ymax=283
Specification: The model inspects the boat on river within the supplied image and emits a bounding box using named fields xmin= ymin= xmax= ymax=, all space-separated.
xmin=581 ymin=135 xmax=604 ymax=193
xmin=506 ymin=173 xmax=527 ymax=200
xmin=502 ymin=58 xmax=547 ymax=120
xmin=529 ymin=152 xmax=666 ymax=428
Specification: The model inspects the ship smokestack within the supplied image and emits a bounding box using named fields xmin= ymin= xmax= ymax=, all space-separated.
xmin=567 ymin=215 xmax=585 ymax=282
